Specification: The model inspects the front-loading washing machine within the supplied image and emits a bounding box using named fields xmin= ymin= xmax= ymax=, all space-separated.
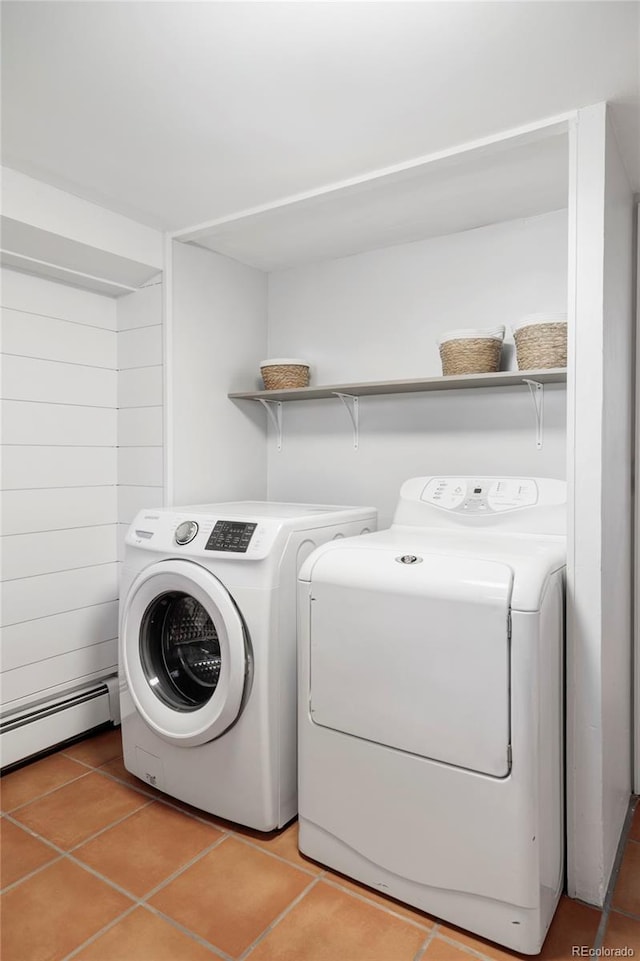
xmin=297 ymin=476 xmax=566 ymax=954
xmin=119 ymin=500 xmax=376 ymax=830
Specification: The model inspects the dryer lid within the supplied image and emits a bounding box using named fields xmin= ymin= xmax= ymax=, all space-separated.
xmin=308 ymin=548 xmax=513 ymax=778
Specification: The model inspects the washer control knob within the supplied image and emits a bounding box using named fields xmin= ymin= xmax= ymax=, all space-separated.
xmin=175 ymin=520 xmax=199 ymax=545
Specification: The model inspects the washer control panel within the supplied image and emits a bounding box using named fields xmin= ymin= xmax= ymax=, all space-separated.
xmin=204 ymin=521 xmax=258 ymax=553
xmin=422 ymin=477 xmax=539 ymax=514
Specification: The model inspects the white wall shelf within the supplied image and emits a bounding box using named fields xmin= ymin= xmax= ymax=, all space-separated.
xmin=228 ymin=367 xmax=566 ymax=403
xmin=230 ymin=368 xmax=566 ymax=450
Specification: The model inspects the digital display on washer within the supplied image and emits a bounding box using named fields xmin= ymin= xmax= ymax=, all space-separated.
xmin=205 ymin=521 xmax=257 ymax=553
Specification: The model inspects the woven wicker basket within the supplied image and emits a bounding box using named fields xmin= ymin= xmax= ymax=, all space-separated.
xmin=513 ymin=314 xmax=567 ymax=370
xmin=438 ymin=327 xmax=504 ymax=376
xmin=260 ymin=358 xmax=310 ymax=390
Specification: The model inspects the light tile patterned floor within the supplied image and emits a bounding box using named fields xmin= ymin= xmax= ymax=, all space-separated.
xmin=1 ymin=727 xmax=638 ymax=961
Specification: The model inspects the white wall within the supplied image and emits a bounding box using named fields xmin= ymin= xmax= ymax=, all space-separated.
xmin=169 ymin=242 xmax=268 ymax=505
xmin=267 ymin=210 xmax=567 ymax=523
xmin=600 ymin=114 xmax=635 ymax=885
xmin=567 ymin=103 xmax=635 ymax=905
xmin=635 ymin=201 xmax=640 ymax=797
xmin=635 ymin=202 xmax=640 ymax=798
xmin=116 ymin=278 xmax=164 ymax=555
xmin=0 ymin=268 xmax=119 ymax=710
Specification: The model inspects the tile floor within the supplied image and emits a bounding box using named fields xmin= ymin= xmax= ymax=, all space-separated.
xmin=1 ymin=726 xmax=638 ymax=961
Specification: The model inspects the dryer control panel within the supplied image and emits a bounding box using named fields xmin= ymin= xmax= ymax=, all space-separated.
xmin=395 ymin=476 xmax=565 ymax=533
xmin=422 ymin=478 xmax=538 ymax=514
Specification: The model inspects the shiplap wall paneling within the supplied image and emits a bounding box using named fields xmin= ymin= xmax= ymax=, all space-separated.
xmin=1 ymin=267 xmax=117 ymax=327
xmin=0 ymin=268 xmax=119 ymax=713
xmin=2 ymin=642 xmax=118 ymax=707
xmin=3 ymin=354 xmax=116 ymax=406
xmin=1 ymin=488 xmax=117 ymax=535
xmin=2 ymin=308 xmax=117 ymax=366
xmin=3 ymin=447 xmax=117 ymax=490
xmin=116 ymin=280 xmax=163 ymax=559
xmin=3 ymin=527 xmax=117 ymax=580
xmin=2 ymin=401 xmax=117 ymax=447
xmin=2 ymin=603 xmax=119 ymax=673
xmin=1 ymin=564 xmax=119 ymax=628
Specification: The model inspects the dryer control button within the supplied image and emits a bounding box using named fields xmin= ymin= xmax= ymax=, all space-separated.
xmin=175 ymin=520 xmax=199 ymax=545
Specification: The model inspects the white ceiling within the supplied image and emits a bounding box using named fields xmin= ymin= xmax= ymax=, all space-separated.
xmin=2 ymin=2 xmax=638 ymax=233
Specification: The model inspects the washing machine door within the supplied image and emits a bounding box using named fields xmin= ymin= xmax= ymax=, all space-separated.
xmin=122 ymin=559 xmax=250 ymax=746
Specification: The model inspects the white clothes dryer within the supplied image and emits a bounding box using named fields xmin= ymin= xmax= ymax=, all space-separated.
xmin=119 ymin=500 xmax=376 ymax=831
xmin=298 ymin=476 xmax=566 ymax=954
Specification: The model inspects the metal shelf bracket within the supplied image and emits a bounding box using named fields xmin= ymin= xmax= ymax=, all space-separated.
xmin=522 ymin=379 xmax=544 ymax=450
xmin=257 ymin=398 xmax=283 ymax=451
xmin=333 ymin=392 xmax=359 ymax=449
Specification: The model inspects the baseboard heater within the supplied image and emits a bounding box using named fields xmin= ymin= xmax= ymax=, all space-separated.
xmin=1 ymin=676 xmax=119 ymax=769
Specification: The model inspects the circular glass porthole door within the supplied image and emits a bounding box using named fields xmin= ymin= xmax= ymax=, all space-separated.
xmin=140 ymin=592 xmax=222 ymax=711
xmin=122 ymin=560 xmax=250 ymax=746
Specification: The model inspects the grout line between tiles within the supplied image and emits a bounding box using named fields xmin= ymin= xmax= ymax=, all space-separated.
xmin=0 ymin=814 xmax=141 ymax=901
xmin=431 ymin=932 xmax=498 ymax=961
xmin=62 ymin=833 xmax=233 ymax=961
xmin=238 ymin=875 xmax=321 ymax=961
xmin=67 ymin=801 xmax=155 ymax=854
xmin=320 ymin=874 xmax=434 ymax=932
xmin=414 ymin=923 xmax=439 ymax=961
xmin=149 ymin=793 xmax=244 ymax=830
xmin=4 ymin=795 xmax=155 ymax=868
xmin=2 ymin=768 xmax=93 ymax=814
xmin=60 ymin=904 xmax=140 ymax=961
xmin=91 ymin=768 xmax=334 ymax=887
xmin=608 ymin=906 xmax=640 ymax=922
xmin=60 ymin=751 xmax=123 ymax=770
xmin=141 ymin=903 xmax=232 ymax=960
xmin=91 ymin=762 xmax=168 ymax=802
xmin=1 ymin=813 xmax=70 ymax=855
xmin=138 ymin=832 xmax=229 ymax=901
xmin=0 ymin=848 xmax=64 ymax=895
xmin=229 ymin=830 xmax=326 ymax=879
